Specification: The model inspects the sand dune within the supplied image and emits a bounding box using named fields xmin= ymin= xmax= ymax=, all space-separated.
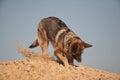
xmin=0 ymin=48 xmax=120 ymax=80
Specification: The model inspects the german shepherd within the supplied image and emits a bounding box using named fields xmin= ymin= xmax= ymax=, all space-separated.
xmin=29 ymin=17 xmax=92 ymax=67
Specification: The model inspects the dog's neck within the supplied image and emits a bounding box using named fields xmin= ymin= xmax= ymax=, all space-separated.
xmin=63 ymin=31 xmax=81 ymax=51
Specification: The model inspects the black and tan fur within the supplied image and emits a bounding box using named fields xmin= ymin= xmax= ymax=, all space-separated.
xmin=29 ymin=17 xmax=92 ymax=67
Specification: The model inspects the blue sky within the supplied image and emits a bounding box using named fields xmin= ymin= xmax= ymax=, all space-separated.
xmin=0 ymin=0 xmax=120 ymax=73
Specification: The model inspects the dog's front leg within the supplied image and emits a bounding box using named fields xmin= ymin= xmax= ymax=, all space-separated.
xmin=54 ymin=49 xmax=69 ymax=67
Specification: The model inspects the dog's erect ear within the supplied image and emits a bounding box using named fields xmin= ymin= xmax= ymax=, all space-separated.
xmin=83 ymin=42 xmax=92 ymax=48
xmin=29 ymin=40 xmax=39 ymax=48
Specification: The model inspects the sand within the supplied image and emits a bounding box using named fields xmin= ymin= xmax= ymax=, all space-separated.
xmin=0 ymin=48 xmax=120 ymax=80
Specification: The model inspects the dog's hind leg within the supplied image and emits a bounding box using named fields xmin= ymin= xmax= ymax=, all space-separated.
xmin=37 ymin=27 xmax=49 ymax=55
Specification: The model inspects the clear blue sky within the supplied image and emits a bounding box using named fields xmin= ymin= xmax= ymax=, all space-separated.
xmin=0 ymin=0 xmax=120 ymax=73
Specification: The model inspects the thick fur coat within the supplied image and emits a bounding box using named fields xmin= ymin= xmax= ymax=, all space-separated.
xmin=29 ymin=17 xmax=92 ymax=67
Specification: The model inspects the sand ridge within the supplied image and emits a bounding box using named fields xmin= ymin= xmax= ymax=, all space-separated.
xmin=0 ymin=48 xmax=120 ymax=80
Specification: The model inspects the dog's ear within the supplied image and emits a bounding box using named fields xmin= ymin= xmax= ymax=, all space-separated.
xmin=83 ymin=42 xmax=92 ymax=48
xmin=29 ymin=39 xmax=39 ymax=48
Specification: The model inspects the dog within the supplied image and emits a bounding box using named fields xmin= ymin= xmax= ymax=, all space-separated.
xmin=29 ymin=17 xmax=92 ymax=67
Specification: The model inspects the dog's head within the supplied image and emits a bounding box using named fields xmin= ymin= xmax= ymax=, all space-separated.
xmin=69 ymin=41 xmax=92 ymax=62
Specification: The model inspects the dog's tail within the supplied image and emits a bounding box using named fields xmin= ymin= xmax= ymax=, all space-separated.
xmin=29 ymin=39 xmax=39 ymax=48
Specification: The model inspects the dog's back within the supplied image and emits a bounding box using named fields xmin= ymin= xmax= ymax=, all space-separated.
xmin=39 ymin=17 xmax=70 ymax=44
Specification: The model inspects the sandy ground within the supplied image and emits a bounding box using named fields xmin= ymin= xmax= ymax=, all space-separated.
xmin=0 ymin=48 xmax=120 ymax=80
